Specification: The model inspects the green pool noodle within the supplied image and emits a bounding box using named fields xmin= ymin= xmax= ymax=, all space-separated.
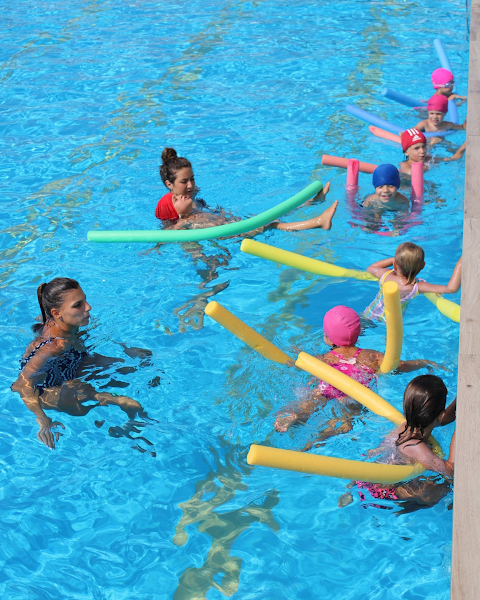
xmin=87 ymin=181 xmax=322 ymax=243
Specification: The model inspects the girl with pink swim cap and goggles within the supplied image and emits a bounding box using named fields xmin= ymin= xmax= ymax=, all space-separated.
xmin=413 ymin=93 xmax=467 ymax=136
xmin=431 ymin=67 xmax=467 ymax=103
xmin=398 ymin=128 xmax=465 ymax=175
xmin=274 ymin=305 xmax=440 ymax=434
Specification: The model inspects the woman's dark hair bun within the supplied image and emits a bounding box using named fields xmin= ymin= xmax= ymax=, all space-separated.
xmin=161 ymin=147 xmax=178 ymax=163
xmin=159 ymin=147 xmax=192 ymax=186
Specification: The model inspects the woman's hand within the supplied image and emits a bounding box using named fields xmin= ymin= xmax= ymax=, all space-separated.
xmin=36 ymin=415 xmax=65 ymax=449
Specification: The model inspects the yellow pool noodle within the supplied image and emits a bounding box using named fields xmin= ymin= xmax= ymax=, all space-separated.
xmin=380 ymin=281 xmax=403 ymax=374
xmin=240 ymin=238 xmax=377 ymax=281
xmin=205 ymin=301 xmax=294 ymax=366
xmin=247 ymin=445 xmax=424 ymax=484
xmin=424 ymin=292 xmax=461 ymax=323
xmin=295 ymin=351 xmax=405 ymax=425
xmin=241 ymin=239 xmax=461 ymax=323
xmin=204 ymin=301 xmax=443 ymax=482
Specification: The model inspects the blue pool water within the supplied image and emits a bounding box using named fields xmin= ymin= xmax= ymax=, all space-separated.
xmin=0 ymin=0 xmax=469 ymax=597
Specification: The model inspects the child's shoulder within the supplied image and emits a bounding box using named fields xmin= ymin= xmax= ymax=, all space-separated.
xmin=362 ymin=193 xmax=377 ymax=206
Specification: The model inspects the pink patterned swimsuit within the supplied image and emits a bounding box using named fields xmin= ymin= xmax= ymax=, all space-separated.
xmin=317 ymin=349 xmax=377 ymax=400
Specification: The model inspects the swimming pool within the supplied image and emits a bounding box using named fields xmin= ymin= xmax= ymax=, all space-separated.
xmin=0 ymin=0 xmax=468 ymax=597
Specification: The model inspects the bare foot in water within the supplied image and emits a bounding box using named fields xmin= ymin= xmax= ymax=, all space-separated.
xmin=318 ymin=200 xmax=338 ymax=230
xmin=312 ymin=181 xmax=331 ymax=202
xmin=274 ymin=413 xmax=298 ymax=432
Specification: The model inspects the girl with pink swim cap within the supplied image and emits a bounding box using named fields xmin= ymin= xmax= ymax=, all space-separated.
xmin=274 ymin=305 xmax=441 ymax=433
xmin=413 ymin=94 xmax=467 ymax=136
xmin=431 ymin=67 xmax=467 ymax=104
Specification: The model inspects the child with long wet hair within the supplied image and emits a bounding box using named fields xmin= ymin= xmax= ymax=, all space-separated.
xmin=340 ymin=374 xmax=456 ymax=511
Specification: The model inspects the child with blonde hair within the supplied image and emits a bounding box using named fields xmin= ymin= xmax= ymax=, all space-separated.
xmin=364 ymin=242 xmax=462 ymax=321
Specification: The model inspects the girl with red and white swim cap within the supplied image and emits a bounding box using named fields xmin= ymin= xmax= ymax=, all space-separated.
xmin=398 ymin=128 xmax=465 ymax=175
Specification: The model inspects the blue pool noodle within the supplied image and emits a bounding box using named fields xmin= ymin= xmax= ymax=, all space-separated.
xmin=434 ymin=38 xmax=452 ymax=72
xmin=346 ymin=104 xmax=455 ymax=138
xmin=434 ymin=38 xmax=457 ymax=93
xmin=346 ymin=105 xmax=403 ymax=134
xmin=382 ymin=88 xmax=426 ymax=109
xmin=447 ymin=99 xmax=459 ymax=124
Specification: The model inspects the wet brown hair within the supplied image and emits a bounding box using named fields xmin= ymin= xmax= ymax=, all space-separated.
xmin=396 ymin=375 xmax=447 ymax=446
xmin=159 ymin=147 xmax=192 ymax=187
xmin=34 ymin=277 xmax=80 ymax=333
xmin=395 ymin=242 xmax=425 ymax=284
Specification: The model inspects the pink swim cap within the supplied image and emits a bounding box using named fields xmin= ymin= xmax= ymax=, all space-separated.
xmin=323 ymin=306 xmax=361 ymax=347
xmin=427 ymin=94 xmax=448 ymax=113
xmin=431 ymin=67 xmax=454 ymax=89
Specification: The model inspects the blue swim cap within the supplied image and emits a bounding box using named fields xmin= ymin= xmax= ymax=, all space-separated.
xmin=372 ymin=164 xmax=400 ymax=189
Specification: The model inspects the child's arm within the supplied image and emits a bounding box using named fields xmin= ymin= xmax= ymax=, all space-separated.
xmin=413 ymin=120 xmax=427 ymax=131
xmin=438 ymin=399 xmax=456 ymax=425
xmin=401 ymin=439 xmax=454 ymax=478
xmin=417 ymin=256 xmax=462 ymax=294
xmin=366 ymin=257 xmax=394 ymax=279
xmin=438 ymin=141 xmax=466 ymax=162
xmin=450 ymin=94 xmax=467 ymax=103
xmin=362 ymin=194 xmax=377 ymax=207
xmin=443 ymin=119 xmax=467 ymax=131
xmin=395 ymin=359 xmax=442 ymax=373
xmin=447 ymin=430 xmax=456 ymax=469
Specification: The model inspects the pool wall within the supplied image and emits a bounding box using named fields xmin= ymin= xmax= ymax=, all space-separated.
xmin=452 ymin=0 xmax=480 ymax=595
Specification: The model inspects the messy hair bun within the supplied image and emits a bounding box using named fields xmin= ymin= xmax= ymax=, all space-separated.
xmin=159 ymin=147 xmax=192 ymax=187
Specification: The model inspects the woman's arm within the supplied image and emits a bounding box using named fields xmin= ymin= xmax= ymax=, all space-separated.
xmin=11 ymin=343 xmax=66 ymax=449
xmin=366 ymin=257 xmax=394 ymax=279
xmin=417 ymin=256 xmax=462 ymax=294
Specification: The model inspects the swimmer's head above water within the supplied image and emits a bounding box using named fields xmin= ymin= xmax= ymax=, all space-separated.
xmin=157 ymin=147 xmax=196 ymax=220
xmin=323 ymin=305 xmax=361 ymax=348
xmin=34 ymin=278 xmax=91 ymax=334
xmin=372 ymin=164 xmax=401 ymax=201
xmin=431 ymin=67 xmax=455 ymax=96
xmin=427 ymin=94 xmax=448 ymax=127
xmin=401 ymin=129 xmax=427 ymax=163
xmin=397 ymin=374 xmax=448 ymax=445
xmin=393 ymin=242 xmax=425 ymax=285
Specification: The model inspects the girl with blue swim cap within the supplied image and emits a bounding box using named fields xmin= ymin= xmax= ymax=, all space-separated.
xmin=363 ymin=164 xmax=409 ymax=211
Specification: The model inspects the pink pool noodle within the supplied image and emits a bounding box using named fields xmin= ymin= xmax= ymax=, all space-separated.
xmin=411 ymin=162 xmax=424 ymax=200
xmin=321 ymin=154 xmax=377 ymax=174
xmin=369 ymin=126 xmax=401 ymax=145
xmin=346 ymin=159 xmax=359 ymax=187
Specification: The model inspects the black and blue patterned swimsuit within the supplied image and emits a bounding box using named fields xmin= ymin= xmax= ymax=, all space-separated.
xmin=19 ymin=337 xmax=87 ymax=394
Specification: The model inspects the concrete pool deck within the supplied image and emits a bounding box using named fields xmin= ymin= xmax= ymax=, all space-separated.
xmin=451 ymin=0 xmax=480 ymax=596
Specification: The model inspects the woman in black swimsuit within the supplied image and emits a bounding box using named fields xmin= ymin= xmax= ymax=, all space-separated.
xmin=12 ymin=278 xmax=145 ymax=449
